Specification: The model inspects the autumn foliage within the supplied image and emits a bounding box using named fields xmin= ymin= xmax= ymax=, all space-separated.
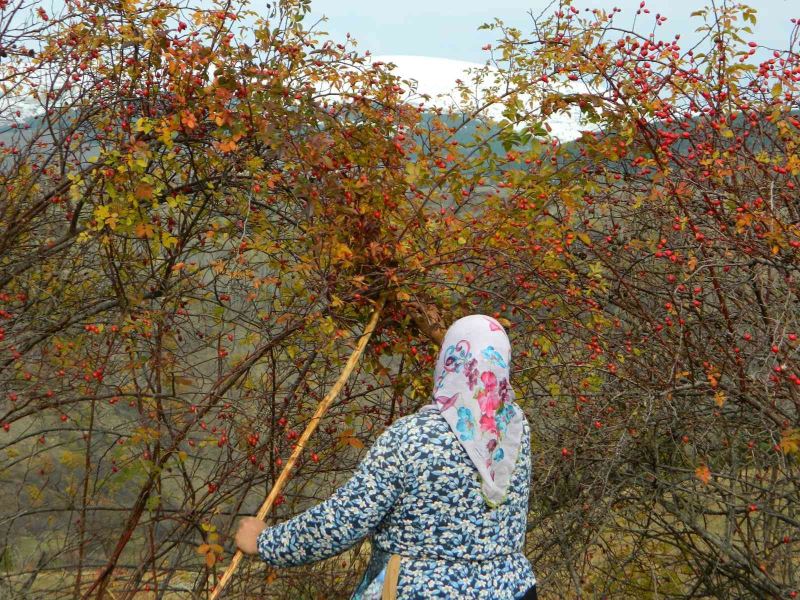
xmin=0 ymin=0 xmax=798 ymax=598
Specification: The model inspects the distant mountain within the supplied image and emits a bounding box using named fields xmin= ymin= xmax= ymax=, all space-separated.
xmin=0 ymin=90 xmax=45 ymax=125
xmin=1 ymin=54 xmax=587 ymax=138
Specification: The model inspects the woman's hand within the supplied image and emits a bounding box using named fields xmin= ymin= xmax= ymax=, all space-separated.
xmin=235 ymin=516 xmax=267 ymax=555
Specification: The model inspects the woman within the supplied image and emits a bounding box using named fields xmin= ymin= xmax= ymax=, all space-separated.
xmin=235 ymin=314 xmax=538 ymax=599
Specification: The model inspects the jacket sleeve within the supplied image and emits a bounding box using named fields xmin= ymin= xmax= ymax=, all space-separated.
xmin=256 ymin=421 xmax=407 ymax=567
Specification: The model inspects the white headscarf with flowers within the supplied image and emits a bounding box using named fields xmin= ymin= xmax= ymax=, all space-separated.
xmin=420 ymin=314 xmax=525 ymax=507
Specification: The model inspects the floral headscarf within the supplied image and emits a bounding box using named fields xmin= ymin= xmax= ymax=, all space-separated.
xmin=420 ymin=314 xmax=525 ymax=507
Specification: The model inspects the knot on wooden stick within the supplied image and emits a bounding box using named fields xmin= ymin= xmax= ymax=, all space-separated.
xmin=386 ymin=290 xmax=446 ymax=345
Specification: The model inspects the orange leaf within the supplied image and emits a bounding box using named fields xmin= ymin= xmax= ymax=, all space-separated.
xmin=343 ymin=436 xmax=364 ymax=449
xmin=196 ymin=544 xmax=210 ymax=554
xmin=181 ymin=111 xmax=197 ymax=129
xmin=205 ymin=551 xmax=216 ymax=568
xmin=695 ymin=465 xmax=711 ymax=485
xmin=714 ymin=391 xmax=726 ymax=407
xmin=135 ymin=222 xmax=155 ymax=238
xmin=218 ymin=139 xmax=238 ymax=153
xmin=707 ymin=373 xmax=718 ymax=389
xmin=134 ymin=183 xmax=154 ymax=200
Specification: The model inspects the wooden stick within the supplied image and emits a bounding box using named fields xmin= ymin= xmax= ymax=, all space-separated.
xmin=210 ymin=295 xmax=386 ymax=599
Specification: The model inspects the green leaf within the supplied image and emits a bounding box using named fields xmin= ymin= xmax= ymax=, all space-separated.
xmin=0 ymin=547 xmax=14 ymax=573
xmin=146 ymin=494 xmax=161 ymax=511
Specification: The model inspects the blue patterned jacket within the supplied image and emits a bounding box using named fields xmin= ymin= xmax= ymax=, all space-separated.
xmin=257 ymin=406 xmax=536 ymax=599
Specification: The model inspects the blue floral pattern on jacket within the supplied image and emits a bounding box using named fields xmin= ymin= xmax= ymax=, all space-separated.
xmin=256 ymin=406 xmax=536 ymax=599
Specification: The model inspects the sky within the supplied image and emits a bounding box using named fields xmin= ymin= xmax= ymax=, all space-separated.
xmin=304 ymin=0 xmax=798 ymax=63
xmin=25 ymin=0 xmax=799 ymax=62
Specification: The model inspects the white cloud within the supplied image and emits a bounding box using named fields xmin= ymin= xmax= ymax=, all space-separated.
xmin=369 ymin=54 xmax=587 ymax=141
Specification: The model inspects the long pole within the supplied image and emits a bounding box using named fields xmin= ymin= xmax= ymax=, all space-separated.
xmin=210 ymin=295 xmax=386 ymax=599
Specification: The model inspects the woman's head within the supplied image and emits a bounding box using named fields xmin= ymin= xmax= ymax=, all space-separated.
xmin=433 ymin=314 xmax=513 ymax=402
xmin=427 ymin=314 xmax=523 ymax=507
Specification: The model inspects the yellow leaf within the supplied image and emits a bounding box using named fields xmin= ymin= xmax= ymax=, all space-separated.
xmin=404 ymin=162 xmax=420 ymax=183
xmin=714 ymin=390 xmax=726 ymax=407
xmin=105 ymin=213 xmax=119 ymax=230
xmin=687 ymin=255 xmax=698 ymax=271
xmin=159 ymin=125 xmax=175 ymax=148
xmin=779 ymin=429 xmax=800 ymax=454
xmin=59 ymin=450 xmax=85 ymax=469
xmin=25 ymin=485 xmax=44 ymax=507
xmin=695 ymin=464 xmax=711 ymax=485
xmin=332 ymin=242 xmax=353 ymax=262
xmin=134 ymin=117 xmax=151 ymax=133
xmin=161 ymin=231 xmax=178 ymax=249
xmin=94 ymin=204 xmax=110 ymax=221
